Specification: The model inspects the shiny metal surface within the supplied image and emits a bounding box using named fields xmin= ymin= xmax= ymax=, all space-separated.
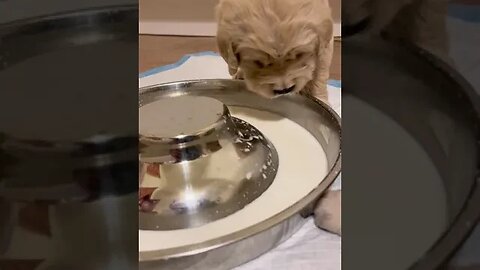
xmin=138 ymin=79 xmax=342 ymax=269
xmin=0 ymin=6 xmax=138 ymax=270
xmin=138 ymin=96 xmax=278 ymax=230
xmin=343 ymin=37 xmax=480 ymax=270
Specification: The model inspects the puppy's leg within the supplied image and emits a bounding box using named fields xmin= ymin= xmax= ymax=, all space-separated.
xmin=410 ymin=0 xmax=452 ymax=65
xmin=387 ymin=0 xmax=452 ymax=65
xmin=309 ymin=39 xmax=340 ymax=235
xmin=305 ymin=39 xmax=333 ymax=105
xmin=314 ymin=190 xmax=341 ymax=235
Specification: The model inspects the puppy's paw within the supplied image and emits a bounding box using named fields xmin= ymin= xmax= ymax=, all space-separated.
xmin=305 ymin=82 xmax=330 ymax=106
xmin=316 ymin=95 xmax=330 ymax=106
xmin=314 ymin=190 xmax=341 ymax=235
xmin=314 ymin=86 xmax=329 ymax=103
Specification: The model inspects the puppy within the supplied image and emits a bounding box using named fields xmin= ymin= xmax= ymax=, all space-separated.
xmin=215 ymin=0 xmax=334 ymax=103
xmin=216 ymin=0 xmax=341 ymax=236
xmin=343 ymin=0 xmax=451 ymax=63
xmin=314 ymin=189 xmax=341 ymax=235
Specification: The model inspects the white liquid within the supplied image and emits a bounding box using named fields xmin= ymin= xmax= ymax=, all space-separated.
xmin=139 ymin=106 xmax=329 ymax=251
xmin=344 ymin=96 xmax=448 ymax=270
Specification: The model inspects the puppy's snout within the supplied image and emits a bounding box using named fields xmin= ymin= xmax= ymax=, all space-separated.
xmin=273 ymin=85 xmax=295 ymax=96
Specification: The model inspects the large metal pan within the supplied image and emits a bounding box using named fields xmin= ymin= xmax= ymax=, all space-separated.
xmin=343 ymin=36 xmax=480 ymax=270
xmin=0 ymin=6 xmax=138 ymax=270
xmin=138 ymin=79 xmax=342 ymax=270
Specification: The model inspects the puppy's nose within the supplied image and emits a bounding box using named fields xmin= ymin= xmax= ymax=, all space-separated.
xmin=273 ymin=85 xmax=295 ymax=95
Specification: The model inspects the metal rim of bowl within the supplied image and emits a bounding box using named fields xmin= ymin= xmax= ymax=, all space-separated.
xmin=0 ymin=5 xmax=139 ymax=149
xmin=138 ymin=79 xmax=342 ymax=262
xmin=0 ymin=4 xmax=136 ymax=31
xmin=390 ymin=40 xmax=480 ymax=270
xmin=343 ymin=36 xmax=480 ymax=270
xmin=0 ymin=6 xmax=139 ymax=203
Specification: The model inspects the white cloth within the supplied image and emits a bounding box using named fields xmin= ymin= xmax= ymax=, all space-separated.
xmin=139 ymin=52 xmax=342 ymax=270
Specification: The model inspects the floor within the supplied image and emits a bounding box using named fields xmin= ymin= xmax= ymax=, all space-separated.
xmin=139 ymin=35 xmax=341 ymax=81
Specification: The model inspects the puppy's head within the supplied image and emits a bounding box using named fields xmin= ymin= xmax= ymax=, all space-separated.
xmin=216 ymin=0 xmax=332 ymax=98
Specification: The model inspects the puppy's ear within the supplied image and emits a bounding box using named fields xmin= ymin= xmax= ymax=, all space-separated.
xmin=216 ymin=30 xmax=239 ymax=76
xmin=215 ymin=0 xmax=241 ymax=76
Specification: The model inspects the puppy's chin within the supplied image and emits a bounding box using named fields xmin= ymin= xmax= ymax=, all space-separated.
xmin=241 ymin=63 xmax=315 ymax=99
xmin=244 ymin=78 xmax=309 ymax=99
xmin=244 ymin=80 xmax=277 ymax=99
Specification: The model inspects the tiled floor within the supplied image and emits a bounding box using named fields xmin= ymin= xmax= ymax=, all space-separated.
xmin=139 ymin=35 xmax=341 ymax=81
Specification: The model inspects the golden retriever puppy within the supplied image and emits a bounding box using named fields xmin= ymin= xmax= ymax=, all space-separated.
xmin=216 ymin=0 xmax=341 ymax=236
xmin=215 ymin=0 xmax=334 ymax=103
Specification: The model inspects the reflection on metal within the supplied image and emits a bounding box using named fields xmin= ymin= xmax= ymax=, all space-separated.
xmin=138 ymin=79 xmax=342 ymax=270
xmin=139 ymin=96 xmax=278 ymax=230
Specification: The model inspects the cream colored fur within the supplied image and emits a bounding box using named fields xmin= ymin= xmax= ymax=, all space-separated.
xmin=215 ymin=0 xmax=341 ymax=236
xmin=215 ymin=0 xmax=334 ymax=103
xmin=343 ymin=0 xmax=451 ymax=63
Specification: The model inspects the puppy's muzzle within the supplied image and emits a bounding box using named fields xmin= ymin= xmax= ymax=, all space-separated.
xmin=273 ymin=85 xmax=295 ymax=96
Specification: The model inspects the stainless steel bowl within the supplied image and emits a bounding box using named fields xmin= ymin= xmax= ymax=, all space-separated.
xmin=138 ymin=79 xmax=342 ymax=270
xmin=0 ymin=6 xmax=139 ymax=270
xmin=342 ymin=36 xmax=480 ymax=270
xmin=139 ymin=95 xmax=279 ymax=230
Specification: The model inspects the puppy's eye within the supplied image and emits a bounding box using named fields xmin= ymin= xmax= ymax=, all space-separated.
xmin=254 ymin=60 xmax=265 ymax=68
xmin=235 ymin=53 xmax=241 ymax=62
xmin=295 ymin=52 xmax=305 ymax=59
